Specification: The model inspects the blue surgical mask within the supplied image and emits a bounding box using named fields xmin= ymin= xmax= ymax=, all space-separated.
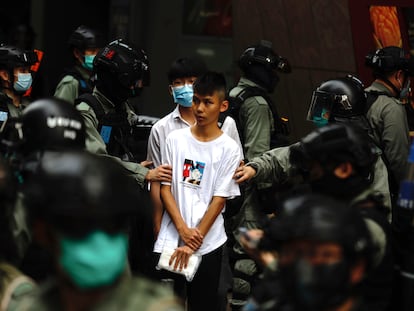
xmin=59 ymin=230 xmax=128 ymax=289
xmin=172 ymin=84 xmax=194 ymax=107
xmin=82 ymin=54 xmax=96 ymax=71
xmin=13 ymin=73 xmax=32 ymax=92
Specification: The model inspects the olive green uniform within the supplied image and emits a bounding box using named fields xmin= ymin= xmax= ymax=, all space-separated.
xmin=54 ymin=65 xmax=91 ymax=104
xmin=15 ymin=277 xmax=184 ymax=311
xmin=228 ymin=78 xmax=275 ymax=309
xmin=228 ymin=77 xmax=277 ymax=240
xmin=76 ymin=88 xmax=149 ymax=188
xmin=0 ymin=92 xmax=29 ymax=118
xmin=229 ymin=77 xmax=274 ymax=161
xmin=248 ymin=145 xmax=393 ymax=310
xmin=249 ymin=143 xmax=392 ymax=212
xmin=365 ymin=81 xmax=410 ymax=185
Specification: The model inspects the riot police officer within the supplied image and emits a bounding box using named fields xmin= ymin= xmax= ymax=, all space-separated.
xmin=54 ymin=25 xmax=104 ymax=104
xmin=231 ymin=75 xmax=392 ymax=310
xmin=17 ymin=151 xmax=184 ymax=310
xmin=249 ymin=193 xmax=373 ymax=311
xmin=236 ymin=123 xmax=393 ymax=310
xmin=0 ymin=44 xmax=37 ymax=126
xmin=306 ymin=75 xmax=392 ymax=212
xmin=0 ymin=97 xmax=87 ymax=279
xmin=1 ymin=97 xmax=86 ymax=171
xmin=288 ymin=124 xmax=393 ymax=310
xmin=75 ymin=39 xmax=171 ymax=189
xmin=229 ymin=39 xmax=291 ymax=160
xmin=365 ymin=46 xmax=413 ymax=194
xmin=228 ymin=41 xmax=291 ymax=309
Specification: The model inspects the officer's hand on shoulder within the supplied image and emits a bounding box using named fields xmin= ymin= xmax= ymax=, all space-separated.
xmin=146 ymin=164 xmax=172 ymax=182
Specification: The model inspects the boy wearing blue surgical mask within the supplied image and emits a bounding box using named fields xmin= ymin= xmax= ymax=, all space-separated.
xmin=0 ymin=44 xmax=37 ymax=123
xmin=147 ymin=57 xmax=206 ymax=236
xmin=146 ymin=57 xmax=242 ymax=237
xmin=54 ymin=25 xmax=104 ymax=104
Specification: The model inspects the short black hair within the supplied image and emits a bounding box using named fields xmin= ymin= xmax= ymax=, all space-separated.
xmin=167 ymin=57 xmax=207 ymax=83
xmin=193 ymin=71 xmax=227 ymax=98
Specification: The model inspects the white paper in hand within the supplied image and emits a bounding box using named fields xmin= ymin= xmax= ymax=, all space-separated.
xmin=156 ymin=248 xmax=202 ymax=282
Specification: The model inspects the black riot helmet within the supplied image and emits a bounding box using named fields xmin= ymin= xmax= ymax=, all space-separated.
xmin=68 ymin=25 xmax=104 ymax=51
xmin=94 ymin=39 xmax=150 ymax=104
xmin=238 ymin=40 xmax=291 ymax=92
xmin=267 ymin=193 xmax=372 ymax=266
xmin=0 ymin=44 xmax=37 ymax=71
xmin=14 ymin=97 xmax=85 ymax=154
xmin=239 ymin=40 xmax=291 ymax=74
xmin=365 ymin=46 xmax=414 ymax=77
xmin=307 ymin=75 xmax=367 ymax=125
xmin=23 ymin=151 xmax=143 ymax=236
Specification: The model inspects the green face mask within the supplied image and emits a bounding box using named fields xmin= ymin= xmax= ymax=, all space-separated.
xmin=82 ymin=54 xmax=96 ymax=71
xmin=312 ymin=108 xmax=330 ymax=128
xmin=59 ymin=230 xmax=128 ymax=289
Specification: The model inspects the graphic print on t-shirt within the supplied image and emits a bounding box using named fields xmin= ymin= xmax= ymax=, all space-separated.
xmin=182 ymin=158 xmax=205 ymax=185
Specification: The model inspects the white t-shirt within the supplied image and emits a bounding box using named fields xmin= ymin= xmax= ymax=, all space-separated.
xmin=153 ymin=127 xmax=242 ymax=255
xmin=146 ymin=105 xmax=244 ymax=167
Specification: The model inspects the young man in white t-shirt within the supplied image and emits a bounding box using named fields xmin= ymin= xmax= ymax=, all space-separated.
xmin=153 ymin=72 xmax=242 ymax=311
xmin=147 ymin=57 xmax=242 ymax=236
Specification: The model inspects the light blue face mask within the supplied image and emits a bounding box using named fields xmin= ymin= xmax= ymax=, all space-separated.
xmin=59 ymin=230 xmax=128 ymax=289
xmin=172 ymin=84 xmax=194 ymax=107
xmin=13 ymin=73 xmax=32 ymax=92
xmin=82 ymin=54 xmax=96 ymax=71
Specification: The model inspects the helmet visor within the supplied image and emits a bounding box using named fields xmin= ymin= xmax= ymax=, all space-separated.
xmin=307 ymin=90 xmax=334 ymax=126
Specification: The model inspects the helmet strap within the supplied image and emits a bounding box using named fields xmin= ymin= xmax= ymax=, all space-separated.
xmin=380 ymin=76 xmax=401 ymax=97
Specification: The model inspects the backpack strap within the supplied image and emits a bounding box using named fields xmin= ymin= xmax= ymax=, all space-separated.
xmin=217 ymin=110 xmax=228 ymax=129
xmin=224 ymin=86 xmax=268 ymax=126
xmin=365 ymin=91 xmax=391 ymax=112
xmin=233 ymin=86 xmax=270 ymax=107
xmin=75 ymin=94 xmax=136 ymax=161
xmin=75 ymin=93 xmax=106 ymax=122
xmin=224 ymin=86 xmax=290 ymax=146
xmin=75 ymin=93 xmax=111 ymax=145
xmin=238 ymin=86 xmax=290 ymax=139
xmin=61 ymin=68 xmax=92 ymax=95
xmin=219 ymin=88 xmax=254 ymax=129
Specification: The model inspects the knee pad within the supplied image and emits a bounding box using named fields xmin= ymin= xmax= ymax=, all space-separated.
xmin=231 ymin=259 xmax=259 ymax=305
